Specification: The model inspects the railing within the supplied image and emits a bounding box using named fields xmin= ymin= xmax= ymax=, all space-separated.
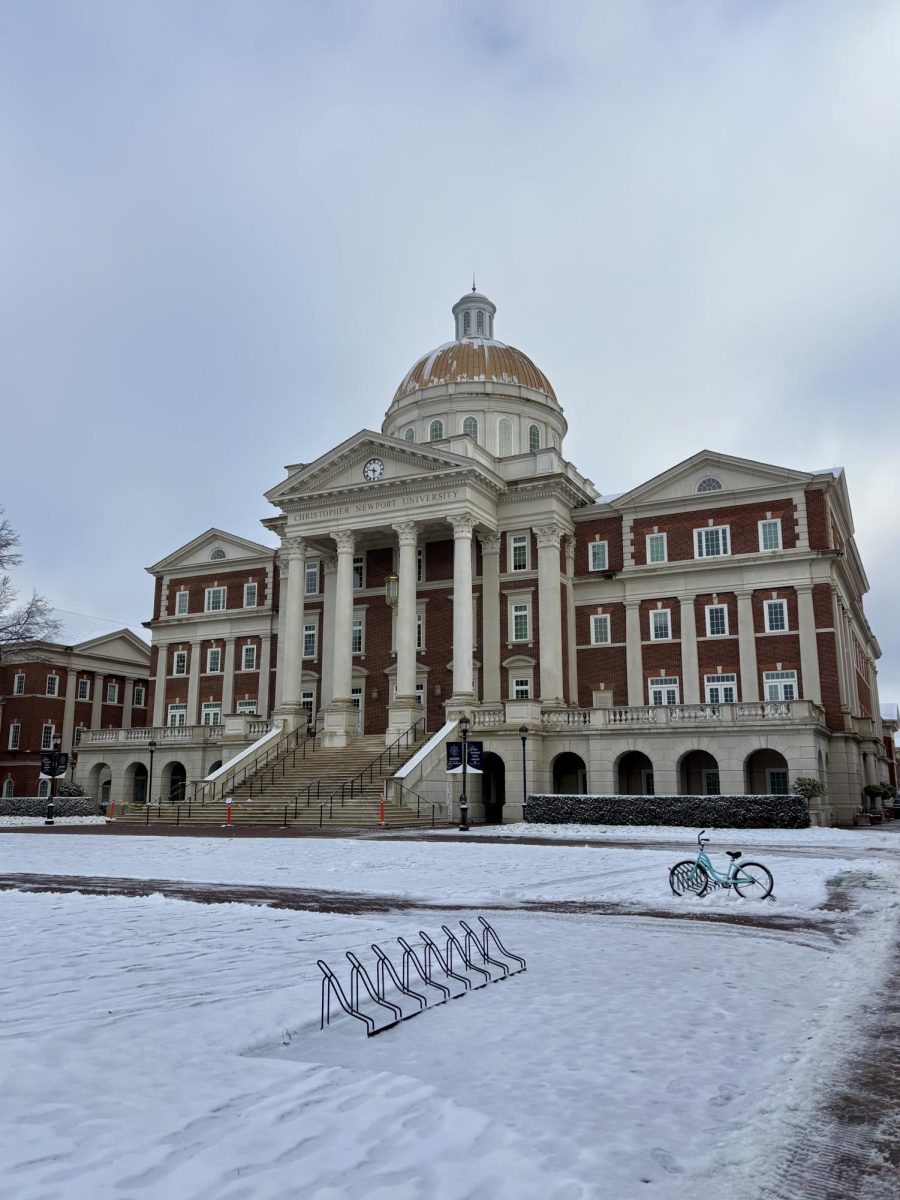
xmin=541 ymin=709 xmax=592 ymax=728
xmin=330 ymin=718 xmax=427 ymax=808
xmin=80 ymin=724 xmax=226 ymax=746
xmin=470 ymin=708 xmax=505 ymax=729
xmin=602 ymin=700 xmax=822 ymax=727
xmin=204 ymin=715 xmax=323 ymax=805
xmin=393 ymin=783 xmax=446 ymax=828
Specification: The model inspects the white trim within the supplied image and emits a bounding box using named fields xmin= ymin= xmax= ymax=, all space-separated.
xmin=305 ymin=559 xmax=320 ymax=595
xmin=649 ymin=608 xmax=672 ymax=641
xmin=758 ymin=518 xmax=783 ymax=552
xmin=77 ymin=678 xmax=91 ymax=701
xmin=201 ymin=702 xmax=222 ymax=726
xmin=352 ymin=555 xmax=365 ymax=590
xmin=133 ymin=685 xmax=146 ymax=707
xmin=704 ymin=603 xmax=729 ymax=637
xmin=704 ymin=673 xmax=737 ymax=703
xmin=590 ymin=613 xmax=611 ymax=645
xmin=105 ymin=682 xmax=119 ymax=704
xmin=13 ymin=673 xmax=25 ymax=695
xmin=45 ymin=674 xmax=59 ymax=696
xmin=508 ymin=531 xmax=530 ymax=573
xmin=236 ymin=699 xmax=258 ymax=715
xmin=694 ymin=525 xmax=730 ymax=558
xmin=351 ymin=612 xmax=365 ymax=656
xmin=41 ymin=723 xmax=55 ymax=750
xmin=241 ymin=644 xmax=258 ymax=672
xmin=174 ymin=590 xmax=189 ymax=615
xmin=764 ymin=599 xmax=789 ymax=632
xmin=206 ymin=647 xmax=222 ymax=674
xmin=303 ymin=616 xmax=319 ymax=660
xmin=172 ymin=650 xmax=188 ymax=676
xmin=588 ymin=540 xmax=608 ymax=572
xmin=648 ymin=676 xmax=680 ymax=705
xmin=763 ymin=670 xmax=797 ymax=701
xmin=508 ymin=596 xmax=532 ymax=643
xmin=646 ymin=532 xmax=667 ymax=564
xmin=243 ymin=582 xmax=258 ymax=608
xmin=204 ymin=586 xmax=227 ymax=612
xmin=167 ymin=703 xmax=187 ymax=727
xmin=8 ymin=723 xmax=21 ymax=750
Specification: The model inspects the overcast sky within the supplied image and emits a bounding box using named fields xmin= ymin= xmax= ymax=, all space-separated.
xmin=3 ymin=1 xmax=899 ymax=704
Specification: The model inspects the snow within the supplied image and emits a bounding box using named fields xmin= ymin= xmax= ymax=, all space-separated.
xmin=0 ymin=816 xmax=107 ymax=827
xmin=1 ymin=832 xmax=898 ymax=1199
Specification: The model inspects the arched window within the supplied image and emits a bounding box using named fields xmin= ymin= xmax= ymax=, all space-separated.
xmin=462 ymin=416 xmax=478 ymax=441
xmin=696 ymin=477 xmax=723 ymax=493
xmin=404 ymin=427 xmax=415 ymax=443
xmin=528 ymin=424 xmax=540 ymax=452
xmin=463 ymin=312 xmax=470 ymax=335
xmin=2 ymin=779 xmax=12 ymax=798
xmin=210 ymin=548 xmax=226 ymax=561
xmin=498 ymin=417 xmax=513 ymax=457
xmin=550 ymin=432 xmax=559 ymax=449
xmin=476 ymin=310 xmax=484 ymax=334
xmin=429 ymin=419 xmax=444 ymax=441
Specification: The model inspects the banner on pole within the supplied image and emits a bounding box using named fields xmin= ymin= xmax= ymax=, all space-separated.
xmin=445 ymin=741 xmax=483 ymax=774
xmin=39 ymin=753 xmax=68 ymax=781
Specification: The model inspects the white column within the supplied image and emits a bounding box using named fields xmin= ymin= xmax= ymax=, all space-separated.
xmin=91 ymin=674 xmax=104 ymax=728
xmin=122 ymin=678 xmax=134 ymax=728
xmin=321 ymin=556 xmax=337 ymax=706
xmin=187 ymin=642 xmax=201 ymax=724
xmin=393 ymin=523 xmax=418 ymax=700
xmin=736 ymin=590 xmax=759 ymax=701
xmin=331 ymin=531 xmax=356 ymax=704
xmin=535 ymin=524 xmax=565 ymax=705
xmin=222 ymin=638 xmax=236 ymax=715
xmin=796 ymin=583 xmax=822 ymax=705
xmin=625 ymin=600 xmax=643 ymax=706
xmin=62 ymin=668 xmax=78 ymax=749
xmin=448 ymin=515 xmax=476 ymax=702
xmin=832 ymin=595 xmax=852 ymax=714
xmin=679 ymin=596 xmax=700 ymax=704
xmin=479 ymin=532 xmax=501 ymax=704
xmin=258 ymin=633 xmax=272 ymax=718
xmin=564 ymin=535 xmax=578 ymax=706
xmin=152 ymin=645 xmax=166 ymax=726
xmin=277 ymin=537 xmax=306 ymax=713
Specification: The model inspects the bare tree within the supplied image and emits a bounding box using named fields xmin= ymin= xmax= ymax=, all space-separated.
xmin=0 ymin=509 xmax=61 ymax=665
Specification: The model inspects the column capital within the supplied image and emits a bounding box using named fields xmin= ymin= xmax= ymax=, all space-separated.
xmin=624 ymin=597 xmax=642 ymax=610
xmin=333 ymin=530 xmax=356 ymax=554
xmin=794 ymin=581 xmax=814 ymax=594
xmin=392 ymin=522 xmax=418 ymax=547
xmin=283 ymin=536 xmax=306 ymax=560
xmin=323 ymin=555 xmax=338 ymax=576
xmin=448 ymin=514 xmax=477 ymax=540
xmin=534 ymin=523 xmax=566 ymax=550
xmin=479 ymin=531 xmax=501 ymax=556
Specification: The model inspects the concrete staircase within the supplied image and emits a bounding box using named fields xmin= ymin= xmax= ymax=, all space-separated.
xmin=116 ymin=728 xmax=448 ymax=829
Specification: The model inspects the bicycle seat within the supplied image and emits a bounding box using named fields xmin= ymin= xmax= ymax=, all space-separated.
xmin=726 ymin=850 xmax=741 ymax=859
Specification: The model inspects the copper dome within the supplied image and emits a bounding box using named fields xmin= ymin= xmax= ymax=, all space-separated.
xmin=393 ymin=338 xmax=557 ymax=404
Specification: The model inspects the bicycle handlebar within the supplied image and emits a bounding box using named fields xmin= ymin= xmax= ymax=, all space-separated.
xmin=697 ymin=829 xmax=710 ymax=847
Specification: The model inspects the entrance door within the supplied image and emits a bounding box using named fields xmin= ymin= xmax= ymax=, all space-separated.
xmin=351 ymin=686 xmax=363 ymax=734
xmin=482 ymin=752 xmax=506 ymax=825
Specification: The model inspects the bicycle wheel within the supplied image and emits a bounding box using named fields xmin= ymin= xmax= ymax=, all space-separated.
xmin=732 ymin=861 xmax=773 ymax=899
xmin=669 ymin=861 xmax=709 ymax=897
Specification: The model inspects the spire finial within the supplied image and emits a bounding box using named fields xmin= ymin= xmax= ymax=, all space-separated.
xmin=472 ymin=273 xmax=477 ymax=293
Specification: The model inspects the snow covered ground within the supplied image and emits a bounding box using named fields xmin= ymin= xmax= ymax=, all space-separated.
xmin=1 ymin=832 xmax=898 ymax=1199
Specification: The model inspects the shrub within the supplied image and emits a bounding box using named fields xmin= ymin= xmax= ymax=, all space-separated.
xmin=0 ymin=796 xmax=96 ymax=817
xmin=791 ymin=777 xmax=826 ymax=802
xmin=524 ymin=793 xmax=810 ymax=828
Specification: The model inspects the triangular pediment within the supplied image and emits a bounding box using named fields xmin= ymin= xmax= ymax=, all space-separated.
xmin=612 ymin=450 xmax=822 ymax=510
xmin=266 ymin=430 xmax=485 ymax=505
xmin=148 ymin=528 xmax=275 ymax=574
xmin=74 ymin=628 xmax=151 ymax=667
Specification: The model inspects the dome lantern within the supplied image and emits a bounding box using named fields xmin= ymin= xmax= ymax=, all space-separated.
xmin=451 ymin=285 xmax=496 ymax=340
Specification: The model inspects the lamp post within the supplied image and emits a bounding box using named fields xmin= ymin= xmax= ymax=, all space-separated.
xmin=44 ymin=734 xmax=62 ymax=826
xmin=147 ymin=737 xmax=157 ymax=807
xmin=459 ymin=714 xmax=470 ymax=831
xmin=519 ymin=725 xmax=529 ymax=815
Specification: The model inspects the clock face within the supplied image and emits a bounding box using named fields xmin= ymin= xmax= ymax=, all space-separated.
xmin=363 ymin=457 xmax=385 ymax=482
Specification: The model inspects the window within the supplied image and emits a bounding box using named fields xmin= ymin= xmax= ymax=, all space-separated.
xmin=512 ymin=602 xmax=531 ymax=642
xmin=13 ymin=673 xmax=25 ymax=695
xmin=175 ymin=590 xmax=189 ymax=615
xmin=642 ymin=769 xmax=655 ymax=796
xmin=38 ymin=779 xmax=50 ymax=798
xmin=202 ymin=703 xmax=222 ymax=726
xmin=305 ymin=560 xmax=319 ymax=595
xmin=463 ymin=311 xmax=470 ymax=334
xmin=77 ymin=678 xmax=90 ymax=701
xmin=759 ymin=519 xmax=782 ymax=552
xmin=352 ymin=556 xmax=365 ymax=590
xmin=701 ymin=769 xmax=721 ymax=795
xmin=106 ymin=682 xmax=119 ymax=704
xmin=650 ymin=609 xmax=671 ymax=641
xmin=764 ymin=600 xmax=788 ymax=632
xmin=696 ymin=477 xmax=723 ymax=493
xmin=694 ymin=526 xmax=730 ymax=558
xmin=206 ymin=648 xmax=222 ymax=674
xmin=416 ymin=546 xmax=425 ymax=584
xmin=210 ymin=548 xmax=226 ymax=560
xmin=649 ymin=676 xmax=680 ymax=705
xmin=8 ymin=723 xmax=20 ymax=750
xmin=205 ymin=586 xmax=227 ymax=612
xmin=476 ymin=310 xmax=484 ymax=334
xmin=513 ymin=677 xmax=531 ymax=699
xmin=237 ymin=699 xmax=258 ymax=715
xmin=528 ymin=424 xmax=540 ymax=452
xmin=73 ymin=726 xmax=84 ymax=744
xmin=46 ymin=675 xmax=59 ymax=696
xmin=404 ymin=427 xmax=415 ymax=443
xmin=133 ymin=686 xmax=146 ymax=707
xmin=415 ymin=610 xmax=424 ymax=650
xmin=2 ymin=779 xmax=12 ymax=798
xmin=764 ymin=671 xmax=797 ymax=701
xmin=509 ymin=533 xmax=529 ymax=572
xmin=767 ymin=768 xmax=790 ymax=795
xmin=243 ymin=582 xmax=258 ymax=608
xmin=351 ymin=618 xmax=364 ymax=655
xmin=590 ymin=614 xmax=611 ymax=645
xmin=303 ymin=622 xmax=317 ymax=659
xmin=588 ymin=541 xmax=608 ymax=572
xmin=705 ymin=604 xmax=729 ymax=637
xmin=428 ymin=419 xmax=444 ymax=441
xmin=167 ymin=703 xmax=187 ymax=727
xmin=705 ymin=673 xmax=737 ymax=703
xmin=646 ymin=533 xmax=667 ymax=564
xmin=41 ymin=724 xmax=55 ymax=750
xmin=463 ymin=416 xmax=478 ymax=440
xmin=173 ymin=651 xmax=187 ymax=676
xmin=241 ymin=645 xmax=257 ymax=671
xmin=300 ymin=690 xmax=316 ymax=720
xmin=498 ymin=417 xmax=513 ymax=457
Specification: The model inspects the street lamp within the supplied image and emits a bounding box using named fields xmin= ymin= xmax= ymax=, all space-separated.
xmin=519 ymin=725 xmax=529 ymax=814
xmin=459 ymin=715 xmax=470 ymax=831
xmin=44 ymin=734 xmax=63 ymax=826
xmin=147 ymin=738 xmax=157 ymax=806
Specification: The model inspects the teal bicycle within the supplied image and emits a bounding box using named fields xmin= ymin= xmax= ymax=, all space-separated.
xmin=669 ymin=830 xmax=775 ymax=899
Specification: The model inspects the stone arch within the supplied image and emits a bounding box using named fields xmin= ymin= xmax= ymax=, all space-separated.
xmin=678 ymin=749 xmax=720 ymax=795
xmin=88 ymin=762 xmax=112 ymax=804
xmin=552 ymin=752 xmax=587 ymax=794
xmin=208 ymin=760 xmax=223 ymax=775
xmin=616 ymin=750 xmax=654 ymax=795
xmin=125 ymin=761 xmax=148 ymax=804
xmin=744 ymin=748 xmax=789 ymax=795
xmin=161 ymin=760 xmax=187 ymax=804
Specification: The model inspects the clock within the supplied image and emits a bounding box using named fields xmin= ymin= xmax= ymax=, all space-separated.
xmin=363 ymin=458 xmax=385 ymax=482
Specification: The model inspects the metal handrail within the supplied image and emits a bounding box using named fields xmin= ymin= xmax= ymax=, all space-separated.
xmin=393 ymin=783 xmax=444 ymax=827
xmin=204 ymin=714 xmax=323 ymax=804
xmin=329 ymin=717 xmax=426 ymax=808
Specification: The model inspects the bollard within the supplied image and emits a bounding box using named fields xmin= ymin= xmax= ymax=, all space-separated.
xmin=225 ymin=797 xmax=232 ymax=828
xmin=380 ymin=789 xmax=385 ymax=826
xmin=44 ymin=800 xmax=55 ymax=826
xmin=108 ymin=798 xmax=116 ymax=820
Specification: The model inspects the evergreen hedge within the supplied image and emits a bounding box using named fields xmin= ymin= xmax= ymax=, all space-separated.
xmin=524 ymin=793 xmax=809 ymax=828
xmin=0 ymin=796 xmax=97 ymax=818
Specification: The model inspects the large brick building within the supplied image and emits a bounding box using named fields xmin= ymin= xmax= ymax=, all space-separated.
xmin=74 ymin=288 xmax=894 ymax=823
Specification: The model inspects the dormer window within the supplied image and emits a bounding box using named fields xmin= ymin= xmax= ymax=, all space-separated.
xmin=463 ymin=312 xmax=470 ymax=335
xmin=476 ymin=310 xmax=484 ymax=334
xmin=528 ymin=424 xmax=540 ymax=452
xmin=696 ymin=477 xmax=723 ymax=493
xmin=210 ymin=548 xmax=226 ymax=560
xmin=429 ymin=419 xmax=444 ymax=441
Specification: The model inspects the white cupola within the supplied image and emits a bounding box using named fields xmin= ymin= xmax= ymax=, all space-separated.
xmin=451 ymin=286 xmax=497 ymax=340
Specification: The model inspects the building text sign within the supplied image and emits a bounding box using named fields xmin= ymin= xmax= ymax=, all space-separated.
xmin=295 ymin=489 xmax=461 ymax=523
